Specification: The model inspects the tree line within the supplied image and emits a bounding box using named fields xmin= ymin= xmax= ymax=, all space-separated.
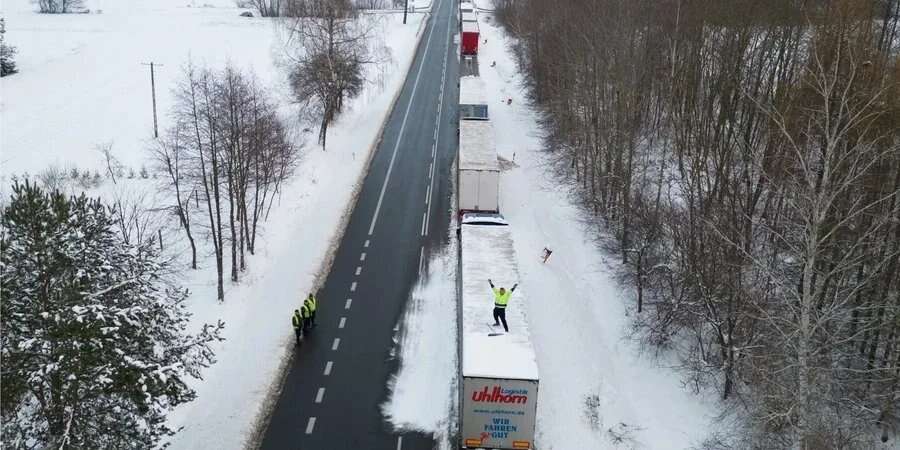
xmin=495 ymin=0 xmax=900 ymax=447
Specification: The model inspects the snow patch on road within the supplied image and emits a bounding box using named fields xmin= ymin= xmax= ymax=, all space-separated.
xmin=383 ymin=243 xmax=459 ymax=446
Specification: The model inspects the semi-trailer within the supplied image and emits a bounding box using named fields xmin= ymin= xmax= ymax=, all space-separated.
xmin=458 ymin=213 xmax=539 ymax=450
xmin=458 ymin=121 xmax=499 ymax=213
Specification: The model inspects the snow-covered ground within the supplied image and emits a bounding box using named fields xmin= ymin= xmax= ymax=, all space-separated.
xmin=385 ymin=9 xmax=717 ymax=450
xmin=383 ymin=243 xmax=459 ymax=449
xmin=1 ymin=1 xmax=428 ymax=448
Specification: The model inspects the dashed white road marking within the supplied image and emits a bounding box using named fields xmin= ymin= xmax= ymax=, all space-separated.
xmin=421 ymin=212 xmax=427 ymax=235
xmin=418 ymin=247 xmax=425 ymax=275
xmin=397 ymin=436 xmax=403 ymax=450
xmin=332 ymin=338 xmax=340 ymax=351
xmin=360 ymin=252 xmax=367 ymax=261
xmin=367 ymin=4 xmax=443 ymax=237
xmin=350 ymin=281 xmax=357 ymax=292
xmin=345 ymin=298 xmax=353 ymax=309
xmin=422 ymin=12 xmax=453 ymax=238
xmin=364 ymin=239 xmax=370 ymax=248
xmin=305 ymin=417 xmax=316 ymax=434
xmin=339 ymin=317 xmax=347 ymax=329
xmin=355 ymin=266 xmax=362 ymax=276
xmin=324 ymin=361 xmax=333 ymax=376
xmin=315 ymin=387 xmax=325 ymax=404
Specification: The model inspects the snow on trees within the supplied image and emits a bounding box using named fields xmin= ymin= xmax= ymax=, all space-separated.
xmin=0 ymin=18 xmax=17 ymax=77
xmin=0 ymin=182 xmax=224 ymax=449
xmin=496 ymin=0 xmax=900 ymax=446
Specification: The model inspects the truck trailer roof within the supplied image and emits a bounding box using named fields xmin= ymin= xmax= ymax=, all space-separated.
xmin=459 ymin=75 xmax=486 ymax=106
xmin=460 ymin=219 xmax=539 ymax=381
xmin=461 ymin=20 xmax=479 ymax=34
xmin=459 ymin=121 xmax=499 ymax=172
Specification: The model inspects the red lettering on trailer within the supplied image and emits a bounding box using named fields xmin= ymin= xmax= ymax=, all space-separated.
xmin=471 ymin=386 xmax=528 ymax=404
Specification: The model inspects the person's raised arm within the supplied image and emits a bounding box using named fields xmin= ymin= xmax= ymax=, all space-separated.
xmin=511 ymin=283 xmax=518 ymax=292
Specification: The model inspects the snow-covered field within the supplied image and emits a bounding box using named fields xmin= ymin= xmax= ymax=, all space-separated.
xmin=1 ymin=1 xmax=428 ymax=448
xmin=385 ymin=9 xmax=718 ymax=450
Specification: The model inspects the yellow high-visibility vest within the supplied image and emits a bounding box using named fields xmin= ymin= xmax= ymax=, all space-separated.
xmin=493 ymin=288 xmax=511 ymax=308
xmin=292 ymin=312 xmax=303 ymax=328
xmin=305 ymin=295 xmax=317 ymax=312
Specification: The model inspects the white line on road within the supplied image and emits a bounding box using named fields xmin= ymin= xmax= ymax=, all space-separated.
xmin=397 ymin=436 xmax=403 ymax=450
xmin=360 ymin=252 xmax=367 ymax=261
xmin=421 ymin=211 xmax=427 ymax=236
xmin=339 ymin=317 xmax=347 ymax=329
xmin=367 ymin=0 xmax=443 ymax=237
xmin=305 ymin=417 xmax=316 ymax=434
xmin=364 ymin=239 xmax=370 ymax=248
xmin=422 ymin=4 xmax=454 ymax=238
xmin=315 ymin=387 xmax=325 ymax=404
xmin=418 ymin=246 xmax=425 ymax=275
xmin=355 ymin=266 xmax=362 ymax=276
xmin=324 ymin=361 xmax=333 ymax=376
xmin=332 ymin=338 xmax=340 ymax=351
xmin=350 ymin=281 xmax=357 ymax=292
xmin=345 ymin=298 xmax=353 ymax=309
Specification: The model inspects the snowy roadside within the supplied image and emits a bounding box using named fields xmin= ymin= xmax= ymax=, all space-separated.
xmin=163 ymin=13 xmax=429 ymax=450
xmin=477 ymin=14 xmax=716 ymax=449
xmin=384 ymin=9 xmax=718 ymax=450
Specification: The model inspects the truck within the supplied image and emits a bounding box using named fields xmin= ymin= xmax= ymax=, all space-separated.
xmin=458 ymin=213 xmax=539 ymax=450
xmin=461 ymin=20 xmax=480 ymax=55
xmin=458 ymin=120 xmax=499 ymax=214
xmin=459 ymin=75 xmax=488 ymax=120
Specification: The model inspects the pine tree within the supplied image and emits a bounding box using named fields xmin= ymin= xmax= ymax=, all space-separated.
xmin=0 ymin=182 xmax=224 ymax=449
xmin=0 ymin=18 xmax=18 ymax=77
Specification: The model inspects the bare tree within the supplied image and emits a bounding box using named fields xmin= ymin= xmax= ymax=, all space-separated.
xmin=34 ymin=0 xmax=85 ymax=13
xmin=152 ymin=130 xmax=199 ymax=269
xmin=97 ymin=141 xmax=122 ymax=185
xmin=164 ymin=61 xmax=299 ymax=300
xmin=240 ymin=0 xmax=282 ymax=17
xmin=283 ymin=0 xmax=378 ymax=148
xmin=496 ymin=0 xmax=900 ymax=446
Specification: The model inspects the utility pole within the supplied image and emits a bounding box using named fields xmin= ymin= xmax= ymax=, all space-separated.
xmin=141 ymin=62 xmax=163 ymax=138
xmin=403 ymin=0 xmax=408 ymax=24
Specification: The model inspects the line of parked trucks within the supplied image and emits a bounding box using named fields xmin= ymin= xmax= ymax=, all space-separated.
xmin=455 ymin=3 xmax=539 ymax=450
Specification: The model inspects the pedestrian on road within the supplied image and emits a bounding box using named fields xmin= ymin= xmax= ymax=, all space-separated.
xmin=304 ymin=293 xmax=318 ymax=328
xmin=292 ymin=309 xmax=304 ymax=344
xmin=488 ymin=279 xmax=517 ymax=332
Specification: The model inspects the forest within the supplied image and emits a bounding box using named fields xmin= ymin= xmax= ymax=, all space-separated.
xmin=494 ymin=0 xmax=900 ymax=447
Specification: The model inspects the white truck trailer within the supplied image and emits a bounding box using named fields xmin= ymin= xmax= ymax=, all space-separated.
xmin=458 ymin=120 xmax=500 ymax=213
xmin=459 ymin=75 xmax=488 ymax=120
xmin=458 ymin=213 xmax=539 ymax=450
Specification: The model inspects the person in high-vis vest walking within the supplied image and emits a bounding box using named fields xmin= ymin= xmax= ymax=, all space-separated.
xmin=292 ymin=309 xmax=305 ymax=344
xmin=488 ymin=279 xmax=518 ymax=332
xmin=304 ymin=293 xmax=318 ymax=328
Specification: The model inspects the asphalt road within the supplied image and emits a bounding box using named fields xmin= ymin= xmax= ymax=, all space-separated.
xmin=259 ymin=0 xmax=460 ymax=448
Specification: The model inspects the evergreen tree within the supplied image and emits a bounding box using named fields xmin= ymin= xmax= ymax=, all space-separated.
xmin=0 ymin=182 xmax=224 ymax=449
xmin=0 ymin=18 xmax=18 ymax=77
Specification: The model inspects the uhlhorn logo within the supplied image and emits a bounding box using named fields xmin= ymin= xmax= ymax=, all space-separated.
xmin=471 ymin=386 xmax=528 ymax=404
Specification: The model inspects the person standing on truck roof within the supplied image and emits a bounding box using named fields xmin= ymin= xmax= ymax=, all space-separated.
xmin=489 ymin=279 xmax=518 ymax=332
xmin=292 ymin=309 xmax=304 ymax=345
xmin=304 ymin=293 xmax=318 ymax=328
